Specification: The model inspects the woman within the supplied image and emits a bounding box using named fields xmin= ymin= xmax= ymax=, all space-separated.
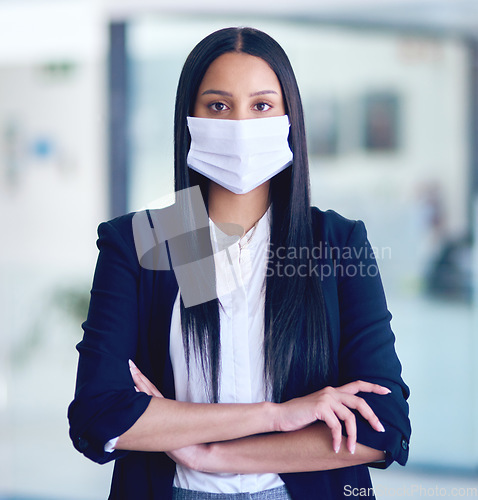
xmin=68 ymin=27 xmax=411 ymax=499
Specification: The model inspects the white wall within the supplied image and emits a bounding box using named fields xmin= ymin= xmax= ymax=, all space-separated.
xmin=0 ymin=2 xmax=112 ymax=498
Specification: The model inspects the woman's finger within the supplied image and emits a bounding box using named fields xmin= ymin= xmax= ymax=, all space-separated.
xmin=339 ymin=392 xmax=385 ymax=433
xmin=337 ymin=380 xmax=390 ymax=396
xmin=128 ymin=359 xmax=164 ymax=398
xmin=136 ymin=370 xmax=164 ymax=398
xmin=320 ymin=407 xmax=343 ymax=453
xmin=132 ymin=370 xmax=153 ymax=395
xmin=333 ymin=405 xmax=357 ymax=454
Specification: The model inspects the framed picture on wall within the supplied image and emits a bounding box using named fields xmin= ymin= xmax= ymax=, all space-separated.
xmin=362 ymin=91 xmax=401 ymax=152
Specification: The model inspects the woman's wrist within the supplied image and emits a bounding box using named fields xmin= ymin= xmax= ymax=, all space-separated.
xmin=263 ymin=401 xmax=279 ymax=433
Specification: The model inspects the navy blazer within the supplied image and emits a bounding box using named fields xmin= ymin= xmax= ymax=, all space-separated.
xmin=68 ymin=207 xmax=411 ymax=499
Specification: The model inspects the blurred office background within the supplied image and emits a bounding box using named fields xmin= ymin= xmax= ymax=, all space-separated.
xmin=1 ymin=0 xmax=478 ymax=498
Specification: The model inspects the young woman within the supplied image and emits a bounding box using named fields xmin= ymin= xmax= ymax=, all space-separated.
xmin=68 ymin=27 xmax=411 ymax=499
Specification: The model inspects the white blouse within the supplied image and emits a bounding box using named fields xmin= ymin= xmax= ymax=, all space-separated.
xmin=170 ymin=206 xmax=284 ymax=493
xmin=107 ymin=206 xmax=284 ymax=493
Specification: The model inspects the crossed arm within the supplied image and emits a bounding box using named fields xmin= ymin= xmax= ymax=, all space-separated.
xmin=195 ymin=422 xmax=385 ymax=474
xmin=114 ymin=360 xmax=386 ymax=474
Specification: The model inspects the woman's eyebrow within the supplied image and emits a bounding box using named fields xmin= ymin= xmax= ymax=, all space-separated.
xmin=201 ymin=89 xmax=233 ymax=96
xmin=249 ymin=90 xmax=278 ymax=97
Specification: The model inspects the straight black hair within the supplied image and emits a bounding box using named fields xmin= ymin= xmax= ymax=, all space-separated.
xmin=174 ymin=27 xmax=334 ymax=403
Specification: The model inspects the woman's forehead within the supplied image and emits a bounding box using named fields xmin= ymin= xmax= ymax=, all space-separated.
xmin=198 ymin=52 xmax=281 ymax=95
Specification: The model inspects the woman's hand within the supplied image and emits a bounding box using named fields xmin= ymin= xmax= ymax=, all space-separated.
xmin=128 ymin=360 xmax=209 ymax=470
xmin=166 ymin=443 xmax=211 ymax=471
xmin=275 ymin=381 xmax=390 ymax=455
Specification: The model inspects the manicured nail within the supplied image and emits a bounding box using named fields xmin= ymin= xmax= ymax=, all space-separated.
xmin=134 ymin=386 xmax=139 ymax=392
xmin=383 ymin=388 xmax=391 ymax=394
xmin=350 ymin=444 xmax=356 ymax=454
xmin=378 ymin=423 xmax=385 ymax=432
xmin=334 ymin=445 xmax=340 ymax=454
xmin=128 ymin=359 xmax=137 ymax=372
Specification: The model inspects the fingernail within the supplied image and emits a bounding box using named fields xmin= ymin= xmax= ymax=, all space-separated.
xmin=378 ymin=423 xmax=385 ymax=432
xmin=128 ymin=359 xmax=137 ymax=372
xmin=383 ymin=388 xmax=391 ymax=394
xmin=334 ymin=445 xmax=340 ymax=454
xmin=134 ymin=386 xmax=139 ymax=392
xmin=350 ymin=444 xmax=356 ymax=454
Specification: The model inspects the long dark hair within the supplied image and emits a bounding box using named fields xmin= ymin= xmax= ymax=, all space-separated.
xmin=174 ymin=27 xmax=334 ymax=403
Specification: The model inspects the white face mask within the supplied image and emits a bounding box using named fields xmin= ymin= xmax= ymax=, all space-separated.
xmin=186 ymin=115 xmax=293 ymax=195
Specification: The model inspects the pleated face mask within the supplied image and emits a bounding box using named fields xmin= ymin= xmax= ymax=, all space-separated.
xmin=186 ymin=115 xmax=293 ymax=195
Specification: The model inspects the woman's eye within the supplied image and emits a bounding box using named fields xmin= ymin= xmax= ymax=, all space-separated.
xmin=254 ymin=102 xmax=272 ymax=112
xmin=210 ymin=102 xmax=228 ymax=112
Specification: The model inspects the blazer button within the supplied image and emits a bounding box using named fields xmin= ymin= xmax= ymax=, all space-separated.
xmin=401 ymin=438 xmax=408 ymax=450
xmin=77 ymin=436 xmax=89 ymax=452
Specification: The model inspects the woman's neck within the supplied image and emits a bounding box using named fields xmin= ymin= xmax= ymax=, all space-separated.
xmin=207 ymin=181 xmax=271 ymax=235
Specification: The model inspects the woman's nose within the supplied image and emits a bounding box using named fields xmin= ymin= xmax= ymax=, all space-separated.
xmin=228 ymin=106 xmax=251 ymax=120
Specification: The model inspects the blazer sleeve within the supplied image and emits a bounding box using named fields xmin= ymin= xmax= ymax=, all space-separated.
xmin=67 ymin=218 xmax=152 ymax=464
xmin=336 ymin=219 xmax=411 ymax=468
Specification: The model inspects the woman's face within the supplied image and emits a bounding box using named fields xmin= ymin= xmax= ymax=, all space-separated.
xmin=193 ymin=52 xmax=285 ymax=120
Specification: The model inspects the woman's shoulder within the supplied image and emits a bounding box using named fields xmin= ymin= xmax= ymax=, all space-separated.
xmin=98 ymin=210 xmax=136 ymax=240
xmin=100 ymin=210 xmax=136 ymax=232
xmin=311 ymin=206 xmax=365 ymax=248
xmin=94 ymin=211 xmax=140 ymax=262
xmin=99 ymin=209 xmax=175 ymax=274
